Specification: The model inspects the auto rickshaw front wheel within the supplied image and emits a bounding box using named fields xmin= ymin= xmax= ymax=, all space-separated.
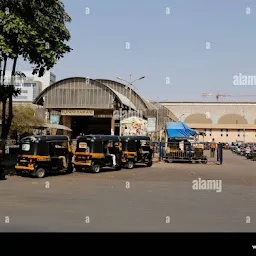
xmin=35 ymin=168 xmax=46 ymax=178
xmin=126 ymin=161 xmax=134 ymax=169
xmin=91 ymin=164 xmax=101 ymax=173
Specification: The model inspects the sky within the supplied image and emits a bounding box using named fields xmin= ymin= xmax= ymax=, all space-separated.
xmin=16 ymin=0 xmax=256 ymax=102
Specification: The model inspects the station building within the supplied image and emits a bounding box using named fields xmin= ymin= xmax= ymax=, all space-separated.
xmin=160 ymin=101 xmax=256 ymax=143
xmin=33 ymin=77 xmax=176 ymax=138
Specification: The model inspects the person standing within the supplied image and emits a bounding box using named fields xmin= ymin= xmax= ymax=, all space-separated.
xmin=210 ymin=138 xmax=217 ymax=158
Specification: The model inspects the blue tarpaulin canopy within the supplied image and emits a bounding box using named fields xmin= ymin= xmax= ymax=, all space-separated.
xmin=166 ymin=122 xmax=197 ymax=138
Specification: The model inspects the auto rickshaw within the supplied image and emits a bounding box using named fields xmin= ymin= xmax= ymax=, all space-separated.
xmin=74 ymin=135 xmax=122 ymax=173
xmin=120 ymin=136 xmax=153 ymax=169
xmin=15 ymin=135 xmax=73 ymax=178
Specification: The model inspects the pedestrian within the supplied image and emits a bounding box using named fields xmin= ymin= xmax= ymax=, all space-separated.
xmin=210 ymin=138 xmax=217 ymax=158
xmin=217 ymin=142 xmax=221 ymax=161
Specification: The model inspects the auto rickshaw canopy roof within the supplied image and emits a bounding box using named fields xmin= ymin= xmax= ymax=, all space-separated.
xmin=120 ymin=136 xmax=150 ymax=142
xmin=77 ymin=135 xmax=121 ymax=142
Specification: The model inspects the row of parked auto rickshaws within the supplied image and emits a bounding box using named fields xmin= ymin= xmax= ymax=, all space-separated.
xmin=12 ymin=135 xmax=153 ymax=178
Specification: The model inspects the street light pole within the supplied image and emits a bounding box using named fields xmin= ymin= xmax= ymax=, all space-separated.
xmin=243 ymin=110 xmax=245 ymax=142
xmin=156 ymin=99 xmax=159 ymax=140
xmin=129 ymin=74 xmax=132 ymax=110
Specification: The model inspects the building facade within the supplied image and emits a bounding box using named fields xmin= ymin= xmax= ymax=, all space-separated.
xmin=33 ymin=77 xmax=176 ymax=138
xmin=160 ymin=102 xmax=256 ymax=143
xmin=4 ymin=71 xmax=56 ymax=102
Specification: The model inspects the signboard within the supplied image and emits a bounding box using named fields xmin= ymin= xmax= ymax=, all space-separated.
xmin=147 ymin=118 xmax=156 ymax=132
xmin=61 ymin=109 xmax=94 ymax=116
xmin=50 ymin=115 xmax=60 ymax=124
xmin=79 ymin=142 xmax=87 ymax=149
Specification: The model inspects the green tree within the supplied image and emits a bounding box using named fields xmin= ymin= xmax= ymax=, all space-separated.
xmin=0 ymin=104 xmax=45 ymax=136
xmin=0 ymin=0 xmax=72 ymax=155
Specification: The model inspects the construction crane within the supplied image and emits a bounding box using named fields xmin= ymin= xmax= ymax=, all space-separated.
xmin=202 ymin=92 xmax=256 ymax=101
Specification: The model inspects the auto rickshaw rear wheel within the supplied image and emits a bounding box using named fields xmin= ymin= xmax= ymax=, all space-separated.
xmin=126 ymin=161 xmax=134 ymax=169
xmin=66 ymin=163 xmax=74 ymax=174
xmin=91 ymin=164 xmax=101 ymax=173
xmin=115 ymin=165 xmax=122 ymax=171
xmin=35 ymin=168 xmax=46 ymax=178
xmin=75 ymin=166 xmax=83 ymax=171
xmin=146 ymin=161 xmax=153 ymax=167
xmin=0 ymin=171 xmax=6 ymax=180
xmin=201 ymin=156 xmax=207 ymax=164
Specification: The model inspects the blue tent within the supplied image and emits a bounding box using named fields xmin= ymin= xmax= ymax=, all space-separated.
xmin=166 ymin=122 xmax=197 ymax=138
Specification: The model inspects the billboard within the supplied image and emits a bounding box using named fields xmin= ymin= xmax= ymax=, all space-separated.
xmin=120 ymin=116 xmax=147 ymax=136
xmin=147 ymin=118 xmax=156 ymax=132
xmin=50 ymin=115 xmax=60 ymax=124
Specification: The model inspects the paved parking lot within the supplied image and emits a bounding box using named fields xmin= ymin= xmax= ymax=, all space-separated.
xmin=1 ymin=150 xmax=256 ymax=232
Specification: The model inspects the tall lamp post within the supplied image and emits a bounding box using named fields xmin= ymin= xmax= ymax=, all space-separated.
xmin=116 ymin=74 xmax=145 ymax=110
xmin=242 ymin=110 xmax=245 ymax=143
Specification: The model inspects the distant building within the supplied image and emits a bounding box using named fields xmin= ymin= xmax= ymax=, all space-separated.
xmin=4 ymin=71 xmax=56 ymax=102
xmin=160 ymin=101 xmax=256 ymax=143
xmin=33 ymin=77 xmax=176 ymax=138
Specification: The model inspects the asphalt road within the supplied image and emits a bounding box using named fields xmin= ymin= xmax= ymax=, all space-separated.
xmin=1 ymin=150 xmax=256 ymax=232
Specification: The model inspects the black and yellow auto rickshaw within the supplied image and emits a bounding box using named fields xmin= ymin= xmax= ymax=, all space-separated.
xmin=120 ymin=136 xmax=153 ymax=169
xmin=15 ymin=135 xmax=73 ymax=178
xmin=74 ymin=135 xmax=122 ymax=173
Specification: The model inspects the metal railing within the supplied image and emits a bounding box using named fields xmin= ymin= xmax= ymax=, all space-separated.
xmin=151 ymin=141 xmax=223 ymax=164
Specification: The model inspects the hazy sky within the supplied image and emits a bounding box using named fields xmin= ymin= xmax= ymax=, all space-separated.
xmin=17 ymin=0 xmax=256 ymax=102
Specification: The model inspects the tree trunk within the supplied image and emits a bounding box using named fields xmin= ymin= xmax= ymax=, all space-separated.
xmin=0 ymin=55 xmax=7 ymax=157
xmin=2 ymin=55 xmax=7 ymax=84
xmin=5 ymin=57 xmax=17 ymax=139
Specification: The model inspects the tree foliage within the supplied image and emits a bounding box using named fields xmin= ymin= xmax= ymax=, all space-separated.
xmin=0 ymin=104 xmax=45 ymax=135
xmin=0 ymin=0 xmax=72 ymax=76
xmin=0 ymin=0 xmax=72 ymax=152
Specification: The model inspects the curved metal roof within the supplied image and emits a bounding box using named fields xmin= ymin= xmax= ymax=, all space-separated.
xmin=33 ymin=77 xmax=136 ymax=109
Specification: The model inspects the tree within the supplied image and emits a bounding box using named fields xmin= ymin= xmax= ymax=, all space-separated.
xmin=0 ymin=0 xmax=72 ymax=155
xmin=0 ymin=104 xmax=45 ymax=136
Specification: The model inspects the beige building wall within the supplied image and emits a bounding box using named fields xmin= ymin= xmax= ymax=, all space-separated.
xmin=161 ymin=102 xmax=256 ymax=143
xmin=195 ymin=129 xmax=256 ymax=143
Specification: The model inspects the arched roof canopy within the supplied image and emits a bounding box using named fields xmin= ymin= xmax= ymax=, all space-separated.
xmin=33 ymin=77 xmax=136 ymax=110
